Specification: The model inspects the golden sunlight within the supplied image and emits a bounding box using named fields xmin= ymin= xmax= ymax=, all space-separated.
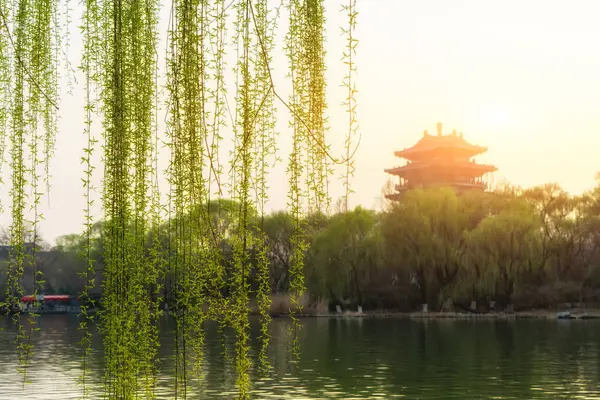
xmin=477 ymin=106 xmax=515 ymax=129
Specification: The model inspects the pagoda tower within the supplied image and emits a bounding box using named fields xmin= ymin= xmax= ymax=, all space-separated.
xmin=384 ymin=122 xmax=497 ymax=200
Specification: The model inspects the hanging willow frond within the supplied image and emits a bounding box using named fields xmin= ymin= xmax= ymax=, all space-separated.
xmin=78 ymin=0 xmax=100 ymax=396
xmin=251 ymin=0 xmax=276 ymax=374
xmin=284 ymin=0 xmax=330 ymax=362
xmin=0 ymin=0 xmax=61 ymax=380
xmin=0 ymin=1 xmax=359 ymax=398
xmin=231 ymin=0 xmax=256 ymax=395
xmin=341 ymin=0 xmax=359 ymax=212
xmin=95 ymin=0 xmax=160 ymax=397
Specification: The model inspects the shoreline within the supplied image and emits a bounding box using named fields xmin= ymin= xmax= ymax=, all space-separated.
xmin=271 ymin=309 xmax=600 ymax=320
xmin=8 ymin=308 xmax=600 ymax=320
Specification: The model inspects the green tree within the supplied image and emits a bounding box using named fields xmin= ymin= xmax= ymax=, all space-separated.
xmin=465 ymin=198 xmax=541 ymax=308
xmin=523 ymin=184 xmax=574 ymax=278
xmin=382 ymin=187 xmax=469 ymax=309
xmin=307 ymin=207 xmax=382 ymax=307
xmin=261 ymin=211 xmax=295 ymax=293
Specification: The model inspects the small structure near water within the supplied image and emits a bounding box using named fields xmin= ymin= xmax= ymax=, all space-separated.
xmin=557 ymin=311 xmax=575 ymax=320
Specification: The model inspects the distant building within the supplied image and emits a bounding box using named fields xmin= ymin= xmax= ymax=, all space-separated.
xmin=384 ymin=122 xmax=497 ymax=200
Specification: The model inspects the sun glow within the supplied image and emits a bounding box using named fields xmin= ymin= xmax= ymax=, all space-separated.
xmin=478 ymin=106 xmax=514 ymax=128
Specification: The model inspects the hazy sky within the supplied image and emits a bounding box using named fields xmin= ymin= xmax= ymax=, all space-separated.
xmin=3 ymin=0 xmax=600 ymax=244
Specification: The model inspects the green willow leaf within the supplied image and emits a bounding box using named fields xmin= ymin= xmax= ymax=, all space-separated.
xmin=0 ymin=1 xmax=358 ymax=398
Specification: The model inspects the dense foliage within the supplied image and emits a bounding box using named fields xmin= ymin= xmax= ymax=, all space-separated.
xmin=0 ymin=0 xmax=361 ymax=398
xmin=3 ymin=0 xmax=599 ymax=398
xmin=9 ymin=182 xmax=600 ymax=317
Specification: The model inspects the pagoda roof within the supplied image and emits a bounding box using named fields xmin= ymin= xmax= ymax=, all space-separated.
xmin=386 ymin=181 xmax=489 ymax=198
xmin=395 ymin=181 xmax=488 ymax=191
xmin=394 ymin=133 xmax=487 ymax=160
xmin=385 ymin=158 xmax=497 ymax=176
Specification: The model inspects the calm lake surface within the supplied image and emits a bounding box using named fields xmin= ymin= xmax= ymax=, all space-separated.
xmin=1 ymin=315 xmax=600 ymax=399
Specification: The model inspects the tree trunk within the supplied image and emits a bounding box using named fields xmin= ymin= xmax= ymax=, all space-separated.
xmin=418 ymin=268 xmax=427 ymax=306
xmin=351 ymin=263 xmax=362 ymax=306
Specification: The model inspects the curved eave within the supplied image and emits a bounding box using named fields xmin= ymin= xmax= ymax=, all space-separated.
xmin=396 ymin=182 xmax=489 ymax=191
xmin=395 ymin=145 xmax=488 ymax=160
xmin=385 ymin=163 xmax=497 ymax=177
xmin=390 ymin=181 xmax=490 ymax=196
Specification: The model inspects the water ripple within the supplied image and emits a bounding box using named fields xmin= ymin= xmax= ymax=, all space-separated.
xmin=1 ymin=317 xmax=600 ymax=398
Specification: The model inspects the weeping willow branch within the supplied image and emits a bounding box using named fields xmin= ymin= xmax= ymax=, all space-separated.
xmin=285 ymin=0 xmax=308 ymax=363
xmin=78 ymin=0 xmax=99 ymax=396
xmin=305 ymin=0 xmax=328 ymax=215
xmin=0 ymin=0 xmax=60 ymax=381
xmin=248 ymin=0 xmax=359 ymax=168
xmin=7 ymin=0 xmax=29 ymax=377
xmin=0 ymin=6 xmax=59 ymax=111
xmin=0 ymin=1 xmax=359 ymax=398
xmin=166 ymin=0 xmax=220 ymax=395
xmin=0 ymin=0 xmax=8 ymax=218
xmin=341 ymin=0 xmax=358 ymax=212
xmin=252 ymin=0 xmax=276 ymax=374
xmin=96 ymin=0 xmax=160 ymax=397
xmin=230 ymin=0 xmax=256 ymax=396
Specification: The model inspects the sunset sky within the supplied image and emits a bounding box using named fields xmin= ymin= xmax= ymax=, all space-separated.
xmin=351 ymin=0 xmax=600 ymax=199
xmin=3 ymin=0 xmax=600 ymax=244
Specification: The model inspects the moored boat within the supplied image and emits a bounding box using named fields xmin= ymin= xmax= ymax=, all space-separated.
xmin=19 ymin=294 xmax=82 ymax=314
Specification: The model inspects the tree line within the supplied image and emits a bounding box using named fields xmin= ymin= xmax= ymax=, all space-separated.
xmin=4 ymin=181 xmax=600 ymax=313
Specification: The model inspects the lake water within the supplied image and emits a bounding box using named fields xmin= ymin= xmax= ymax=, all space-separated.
xmin=1 ymin=315 xmax=599 ymax=399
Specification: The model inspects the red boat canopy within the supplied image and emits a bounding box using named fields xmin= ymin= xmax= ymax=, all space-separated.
xmin=20 ymin=295 xmax=71 ymax=302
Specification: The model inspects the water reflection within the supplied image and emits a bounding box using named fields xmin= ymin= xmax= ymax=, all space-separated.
xmin=1 ymin=316 xmax=600 ymax=398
